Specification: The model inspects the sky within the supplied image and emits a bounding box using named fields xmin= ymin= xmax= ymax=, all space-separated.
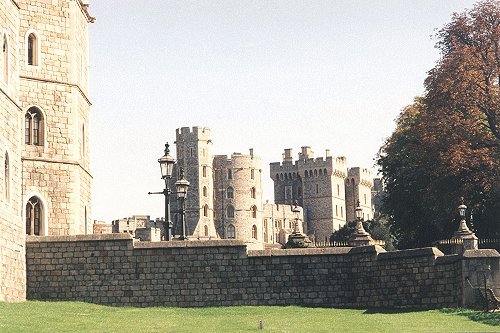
xmin=88 ymin=0 xmax=477 ymax=223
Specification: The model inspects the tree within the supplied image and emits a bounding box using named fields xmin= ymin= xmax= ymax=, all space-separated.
xmin=330 ymin=217 xmax=395 ymax=251
xmin=426 ymin=0 xmax=499 ymax=143
xmin=377 ymin=0 xmax=500 ymax=249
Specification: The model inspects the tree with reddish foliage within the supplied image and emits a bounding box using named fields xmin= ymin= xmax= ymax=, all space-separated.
xmin=378 ymin=1 xmax=499 ymax=249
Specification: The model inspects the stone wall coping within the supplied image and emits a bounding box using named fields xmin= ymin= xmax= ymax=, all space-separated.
xmin=378 ymin=247 xmax=444 ymax=260
xmin=26 ymin=234 xmax=133 ymax=243
xmin=134 ymin=239 xmax=247 ymax=249
xmin=462 ymin=249 xmax=500 ymax=258
xmin=348 ymin=245 xmax=386 ymax=255
xmin=435 ymin=254 xmax=461 ymax=264
xmin=248 ymin=247 xmax=353 ymax=257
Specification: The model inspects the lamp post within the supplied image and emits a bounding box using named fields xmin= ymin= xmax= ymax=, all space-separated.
xmin=354 ymin=200 xmax=369 ymax=236
xmin=148 ymin=143 xmax=176 ymax=241
xmin=348 ymin=200 xmax=373 ymax=247
xmin=455 ymin=198 xmax=472 ymax=235
xmin=453 ymin=197 xmax=478 ymax=251
xmin=175 ymin=168 xmax=190 ymax=240
xmin=284 ymin=202 xmax=310 ymax=248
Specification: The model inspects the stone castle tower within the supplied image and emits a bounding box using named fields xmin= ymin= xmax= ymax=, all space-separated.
xmin=172 ymin=127 xmax=217 ymax=238
xmin=0 ymin=0 xmax=94 ymax=302
xmin=213 ymin=149 xmax=263 ymax=250
xmin=345 ymin=167 xmax=373 ymax=221
xmin=270 ymin=147 xmax=348 ymax=241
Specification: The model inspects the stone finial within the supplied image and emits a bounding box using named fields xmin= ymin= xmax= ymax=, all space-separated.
xmin=452 ymin=198 xmax=478 ymax=250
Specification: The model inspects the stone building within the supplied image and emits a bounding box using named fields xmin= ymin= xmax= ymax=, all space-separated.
xmin=263 ymin=202 xmax=304 ymax=245
xmin=345 ymin=167 xmax=374 ymax=221
xmin=171 ymin=127 xmax=217 ymax=239
xmin=0 ymin=0 xmax=94 ymax=302
xmin=213 ymin=150 xmax=263 ymax=250
xmin=270 ymin=147 xmax=349 ymax=241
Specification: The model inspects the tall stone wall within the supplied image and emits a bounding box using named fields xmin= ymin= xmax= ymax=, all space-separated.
xmin=19 ymin=0 xmax=93 ymax=236
xmin=24 ymin=235 xmax=487 ymax=308
xmin=0 ymin=0 xmax=25 ymax=302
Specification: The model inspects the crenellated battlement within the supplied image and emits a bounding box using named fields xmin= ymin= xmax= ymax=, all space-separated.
xmin=176 ymin=126 xmax=212 ymax=142
xmin=347 ymin=167 xmax=374 ymax=188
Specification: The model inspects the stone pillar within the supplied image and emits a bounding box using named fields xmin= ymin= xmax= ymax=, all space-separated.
xmin=461 ymin=249 xmax=500 ymax=309
xmin=452 ymin=216 xmax=478 ymax=253
xmin=348 ymin=221 xmax=374 ymax=247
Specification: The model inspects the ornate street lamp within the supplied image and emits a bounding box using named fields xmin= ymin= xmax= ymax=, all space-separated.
xmin=292 ymin=203 xmax=301 ymax=234
xmin=148 ymin=143 xmax=176 ymax=241
xmin=284 ymin=202 xmax=310 ymax=248
xmin=175 ymin=168 xmax=190 ymax=240
xmin=354 ymin=200 xmax=369 ymax=236
xmin=455 ymin=197 xmax=473 ymax=236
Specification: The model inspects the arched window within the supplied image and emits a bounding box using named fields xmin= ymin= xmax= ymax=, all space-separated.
xmin=2 ymin=34 xmax=7 ymax=83
xmin=202 ymin=166 xmax=207 ymax=177
xmin=227 ymin=224 xmax=235 ymax=239
xmin=204 ymin=225 xmax=209 ymax=237
xmin=27 ymin=32 xmax=38 ymax=66
xmin=4 ymin=152 xmax=9 ymax=202
xmin=251 ymin=169 xmax=254 ymax=179
xmin=26 ymin=196 xmax=43 ymax=235
xmin=251 ymin=205 xmax=257 ymax=218
xmin=203 ymin=204 xmax=209 ymax=217
xmin=251 ymin=187 xmax=256 ymax=199
xmin=319 ymin=169 xmax=323 ymax=176
xmin=226 ymin=205 xmax=235 ymax=218
xmin=337 ymin=184 xmax=340 ymax=196
xmin=227 ymin=168 xmax=232 ymax=179
xmin=226 ymin=187 xmax=234 ymax=199
xmin=251 ymin=225 xmax=257 ymax=239
xmin=275 ymin=173 xmax=279 ymax=180
xmin=203 ymin=186 xmax=207 ymax=197
xmin=279 ymin=173 xmax=283 ymax=181
xmin=324 ymin=168 xmax=327 ymax=175
xmin=314 ymin=169 xmax=318 ymax=177
xmin=25 ymin=107 xmax=44 ymax=146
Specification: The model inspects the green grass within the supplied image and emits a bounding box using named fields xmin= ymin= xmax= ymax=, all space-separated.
xmin=0 ymin=302 xmax=498 ymax=333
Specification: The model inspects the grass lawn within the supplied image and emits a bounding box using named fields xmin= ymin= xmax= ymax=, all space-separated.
xmin=0 ymin=302 xmax=498 ymax=333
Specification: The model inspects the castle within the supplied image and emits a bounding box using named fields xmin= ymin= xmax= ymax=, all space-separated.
xmin=0 ymin=0 xmax=93 ymax=302
xmin=165 ymin=126 xmax=372 ymax=247
xmin=0 ymin=0 xmax=373 ymax=301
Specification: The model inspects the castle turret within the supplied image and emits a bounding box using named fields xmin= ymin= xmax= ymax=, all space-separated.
xmin=172 ymin=126 xmax=217 ymax=238
xmin=345 ymin=167 xmax=374 ymax=222
xmin=271 ymin=147 xmax=347 ymax=241
xmin=213 ymin=150 xmax=263 ymax=250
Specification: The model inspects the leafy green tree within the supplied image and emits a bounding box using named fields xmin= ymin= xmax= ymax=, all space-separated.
xmin=377 ymin=0 xmax=499 ymax=249
xmin=330 ymin=217 xmax=395 ymax=251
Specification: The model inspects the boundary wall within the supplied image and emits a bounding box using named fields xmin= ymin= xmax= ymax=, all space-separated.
xmin=26 ymin=234 xmax=499 ymax=308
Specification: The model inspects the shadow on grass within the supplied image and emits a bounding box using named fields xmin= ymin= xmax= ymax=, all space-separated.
xmin=362 ymin=308 xmax=429 ymax=314
xmin=438 ymin=308 xmax=500 ymax=327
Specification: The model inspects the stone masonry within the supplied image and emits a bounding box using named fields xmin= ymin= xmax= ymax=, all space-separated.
xmin=26 ymin=234 xmax=499 ymax=308
xmin=271 ymin=147 xmax=349 ymax=241
xmin=0 ymin=0 xmax=94 ymax=302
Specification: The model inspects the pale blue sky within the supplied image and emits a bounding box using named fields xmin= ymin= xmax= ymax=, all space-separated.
xmin=89 ymin=0 xmax=476 ymax=222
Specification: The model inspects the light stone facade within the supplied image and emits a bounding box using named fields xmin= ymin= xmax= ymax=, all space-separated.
xmin=262 ymin=202 xmax=304 ymax=245
xmin=172 ymin=127 xmax=217 ymax=239
xmin=271 ymin=147 xmax=349 ymax=241
xmin=345 ymin=167 xmax=374 ymax=222
xmin=0 ymin=0 xmax=93 ymax=302
xmin=213 ymin=150 xmax=263 ymax=250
